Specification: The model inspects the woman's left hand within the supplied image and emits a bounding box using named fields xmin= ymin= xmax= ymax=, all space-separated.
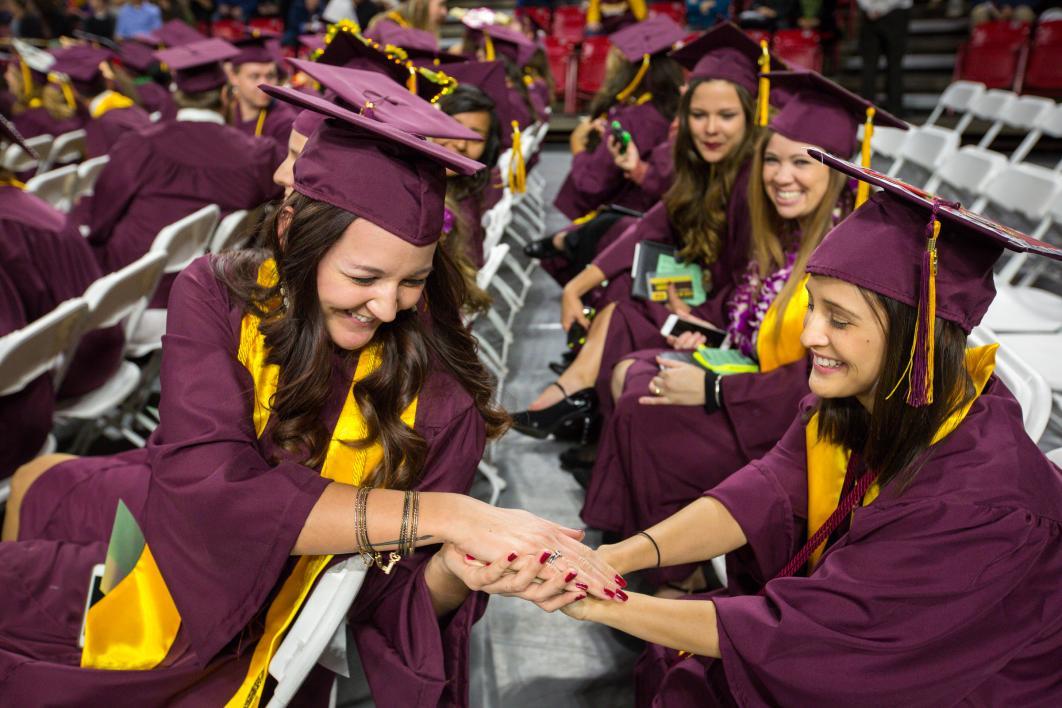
xmin=441 ymin=544 xmax=588 ymax=611
xmin=641 ymin=358 xmax=707 ymax=407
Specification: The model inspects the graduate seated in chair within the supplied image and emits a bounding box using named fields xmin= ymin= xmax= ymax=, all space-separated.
xmin=0 ymin=79 xmax=625 ymax=706
xmin=3 ymin=43 xmax=88 ymax=140
xmin=224 ymin=28 xmax=298 ymax=147
xmin=548 ymin=155 xmax=1062 ymax=707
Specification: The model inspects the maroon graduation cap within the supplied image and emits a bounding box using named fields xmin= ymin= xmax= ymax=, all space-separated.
xmin=609 ymin=14 xmax=687 ymax=63
xmin=670 ymin=22 xmax=785 ymax=96
xmin=156 ymin=19 xmax=207 ymax=48
xmin=231 ymin=27 xmax=281 ymax=67
xmin=468 ymin=22 xmax=538 ymax=67
xmin=155 ymin=38 xmax=239 ymax=93
xmin=49 ymin=45 xmax=115 ymax=94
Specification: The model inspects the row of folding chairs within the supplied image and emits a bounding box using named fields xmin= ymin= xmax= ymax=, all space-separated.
xmin=1 ymin=127 xmax=87 ymax=176
xmin=24 ymin=154 xmax=110 ymax=213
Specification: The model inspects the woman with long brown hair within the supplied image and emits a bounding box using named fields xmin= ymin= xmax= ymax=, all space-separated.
xmin=550 ymin=155 xmax=1062 ymax=706
xmin=0 ymin=82 xmax=624 ymax=705
xmin=581 ymin=73 xmax=906 ymax=595
xmin=512 ymin=24 xmax=772 ymax=441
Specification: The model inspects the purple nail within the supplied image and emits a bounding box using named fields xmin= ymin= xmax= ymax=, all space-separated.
xmin=507 ymin=553 xmax=518 ymax=562
xmin=564 ymin=571 xmax=578 ymax=583
xmin=603 ymin=588 xmax=615 ymax=598
xmin=576 ymin=594 xmax=586 ymax=601
xmin=538 ymin=551 xmax=550 ymax=564
xmin=465 ymin=554 xmax=476 ymax=561
xmin=575 ymin=582 xmax=588 ymax=591
xmin=615 ymin=575 xmax=627 ymax=588
xmin=616 ymin=589 xmax=629 ymax=602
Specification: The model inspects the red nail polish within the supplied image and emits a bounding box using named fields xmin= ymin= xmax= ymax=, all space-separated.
xmin=615 ymin=575 xmax=627 ymax=588
xmin=564 ymin=571 xmax=577 ymax=583
xmin=538 ymin=551 xmax=550 ymax=564
xmin=575 ymin=582 xmax=588 ymax=591
xmin=616 ymin=590 xmax=629 ymax=601
xmin=465 ymin=554 xmax=476 ymax=561
xmin=507 ymin=553 xmax=518 ymax=562
xmin=576 ymin=594 xmax=586 ymax=601
xmin=603 ymin=588 xmax=615 ymax=598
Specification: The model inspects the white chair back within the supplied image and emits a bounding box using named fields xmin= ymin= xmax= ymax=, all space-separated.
xmin=888 ymin=125 xmax=960 ymax=181
xmin=266 ymin=557 xmax=368 ymax=707
xmin=25 ymin=164 xmax=78 ymax=212
xmin=1039 ymin=103 xmax=1062 ymax=139
xmin=973 ymin=162 xmax=1060 ymax=221
xmin=968 ymin=89 xmax=1018 ymax=122
xmin=74 ymin=155 xmax=110 ymax=201
xmin=477 ymin=242 xmax=510 ymax=291
xmin=924 ymin=146 xmax=1008 ymax=196
xmin=149 ymin=204 xmax=221 ymax=274
xmin=39 ymin=128 xmax=86 ymax=172
xmin=925 ymin=80 xmax=986 ymax=126
xmin=1001 ymin=95 xmax=1055 ymax=131
xmin=0 ymin=298 xmax=88 ymax=396
xmin=83 ymin=251 xmax=168 ymax=337
xmin=481 ymin=191 xmax=513 ymax=255
xmin=1047 ymin=447 xmax=1062 ymax=467
xmin=209 ymin=209 xmax=250 ymax=252
xmin=868 ymin=125 xmax=908 ymax=159
xmin=968 ymin=326 xmax=1052 ymax=442
xmin=2 ymin=133 xmax=52 ymax=173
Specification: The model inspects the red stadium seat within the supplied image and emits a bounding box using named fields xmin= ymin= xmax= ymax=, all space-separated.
xmin=744 ymin=29 xmax=771 ymax=47
xmin=772 ymin=29 xmax=823 ymax=72
xmin=553 ymin=6 xmax=587 ymax=44
xmin=648 ymin=2 xmax=686 ymax=26
xmin=955 ymin=21 xmax=1031 ymax=90
xmin=1024 ymin=20 xmax=1062 ymax=94
xmin=544 ymin=36 xmax=575 ymax=101
xmin=516 ymin=7 xmax=553 ymax=33
xmin=577 ymin=35 xmax=612 ymax=100
xmin=249 ymin=18 xmax=285 ymax=36
xmin=211 ymin=19 xmax=243 ymax=41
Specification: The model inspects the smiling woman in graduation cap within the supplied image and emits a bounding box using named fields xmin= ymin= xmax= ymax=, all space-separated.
xmin=0 ymin=69 xmax=625 ymax=707
xmin=551 ymin=156 xmax=1062 ymax=706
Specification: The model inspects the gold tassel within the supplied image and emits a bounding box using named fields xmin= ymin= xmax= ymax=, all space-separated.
xmin=508 ymin=121 xmax=527 ymax=194
xmin=757 ymin=41 xmax=770 ymax=127
xmin=254 ymin=108 xmax=268 ymax=137
xmin=19 ymin=60 xmax=34 ymax=103
xmin=406 ymin=65 xmax=418 ymax=94
xmin=484 ymin=34 xmax=496 ymax=61
xmin=616 ymin=54 xmax=650 ymax=104
xmin=856 ymin=106 xmax=876 ymax=208
xmin=48 ymin=73 xmax=77 ymax=110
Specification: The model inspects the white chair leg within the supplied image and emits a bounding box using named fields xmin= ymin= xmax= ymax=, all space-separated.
xmin=477 ymin=460 xmax=507 ymax=506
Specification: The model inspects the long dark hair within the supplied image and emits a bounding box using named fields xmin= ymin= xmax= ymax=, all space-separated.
xmin=588 ymin=51 xmax=684 ymax=122
xmin=815 ymin=289 xmax=976 ymax=490
xmin=665 ymin=78 xmax=758 ymax=267
xmin=215 ymin=194 xmax=509 ymax=490
xmin=438 ymin=85 xmax=501 ymax=202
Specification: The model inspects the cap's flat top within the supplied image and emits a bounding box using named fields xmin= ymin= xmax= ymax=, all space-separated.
xmin=155 ymin=38 xmax=239 ymax=71
xmin=609 ymin=15 xmax=687 ymax=62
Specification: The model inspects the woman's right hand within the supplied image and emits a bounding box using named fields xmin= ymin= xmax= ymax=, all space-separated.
xmin=561 ymin=286 xmax=590 ymax=332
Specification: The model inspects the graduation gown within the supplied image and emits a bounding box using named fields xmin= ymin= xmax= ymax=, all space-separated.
xmin=231 ymin=99 xmax=299 ymax=148
xmin=0 ymin=265 xmax=54 ymax=481
xmin=84 ymin=104 xmax=153 ymax=158
xmin=79 ymin=117 xmax=283 ymax=308
xmin=553 ymin=101 xmax=672 ymax=221
xmin=10 ymin=106 xmax=86 ymax=139
xmin=527 ymin=78 xmax=551 ymax=122
xmin=1 ymin=256 xmax=489 ymax=705
xmin=0 ymin=187 xmax=125 ymax=400
xmin=636 ymin=383 xmax=1062 ymax=706
xmin=134 ymin=81 xmax=178 ymax=122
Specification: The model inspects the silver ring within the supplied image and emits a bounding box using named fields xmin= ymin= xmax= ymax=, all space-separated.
xmin=546 ymin=550 xmax=563 ymax=565
xmin=652 ymin=385 xmax=662 ymax=396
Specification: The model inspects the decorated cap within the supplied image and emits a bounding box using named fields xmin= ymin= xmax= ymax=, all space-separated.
xmin=670 ymin=23 xmax=783 ymax=97
xmin=0 ymin=113 xmax=35 ymax=159
xmin=298 ymin=33 xmax=328 ymax=55
xmin=364 ymin=22 xmax=438 ymax=55
xmin=117 ymin=39 xmax=158 ymax=74
xmin=287 ymin=60 xmax=480 ymax=141
xmin=807 ymin=151 xmax=1062 ymax=406
xmin=231 ymin=27 xmax=281 ymax=66
xmin=610 ymin=15 xmax=687 ymax=63
xmin=767 ymin=70 xmax=906 ymax=167
xmin=469 ymin=22 xmax=538 ymax=67
xmin=157 ymin=19 xmax=207 ymax=48
xmin=261 ymin=83 xmax=482 ymax=245
xmin=49 ymin=45 xmax=115 ymax=94
xmin=156 ymin=39 xmax=239 ymax=93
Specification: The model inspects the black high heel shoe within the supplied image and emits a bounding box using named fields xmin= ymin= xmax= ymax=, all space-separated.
xmin=510 ymin=383 xmax=598 ymax=439
xmin=523 ymin=236 xmax=564 ymax=260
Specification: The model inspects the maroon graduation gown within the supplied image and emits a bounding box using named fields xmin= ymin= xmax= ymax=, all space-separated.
xmin=0 ymin=265 xmax=54 ymax=481
xmin=637 ymin=384 xmax=1062 ymax=706
xmin=134 ymin=81 xmax=178 ymax=122
xmin=10 ymin=106 xmax=85 ymax=139
xmin=79 ymin=119 xmax=283 ymax=308
xmin=231 ymin=99 xmax=299 ymax=148
xmin=527 ymin=78 xmax=551 ymax=123
xmin=553 ymin=101 xmax=672 ymax=221
xmin=84 ymin=104 xmax=153 ymax=158
xmin=1 ymin=256 xmax=489 ymax=705
xmin=0 ymin=187 xmax=124 ymax=400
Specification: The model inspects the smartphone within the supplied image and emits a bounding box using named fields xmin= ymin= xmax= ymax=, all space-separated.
xmin=609 ymin=120 xmax=631 ymax=154
xmin=660 ymin=314 xmax=726 ymax=347
xmin=79 ymin=563 xmax=106 ymax=649
xmin=566 ymin=306 xmax=597 ymax=350
xmin=657 ymin=350 xmax=695 ymax=368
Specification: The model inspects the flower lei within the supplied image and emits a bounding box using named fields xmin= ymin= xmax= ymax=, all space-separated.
xmin=725 ymin=243 xmax=799 ymax=359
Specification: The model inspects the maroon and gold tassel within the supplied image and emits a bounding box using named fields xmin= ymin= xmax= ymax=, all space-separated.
xmin=906 ymin=206 xmax=941 ymax=407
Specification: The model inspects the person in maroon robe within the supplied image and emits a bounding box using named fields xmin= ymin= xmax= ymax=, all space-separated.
xmin=0 ymin=79 xmax=623 ymax=706
xmin=549 ymin=154 xmax=1062 ymax=706
xmin=115 ymin=39 xmax=178 ymax=122
xmin=581 ymin=73 xmax=907 ymax=592
xmin=75 ymin=39 xmax=284 ymax=309
xmin=224 ymin=30 xmax=298 ymax=147
xmin=511 ymin=24 xmax=779 ymax=442
xmin=553 ymin=15 xmax=687 ymax=222
xmin=4 ymin=48 xmax=87 ymax=140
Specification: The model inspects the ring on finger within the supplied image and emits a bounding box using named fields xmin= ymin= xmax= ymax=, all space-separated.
xmin=546 ymin=549 xmax=563 ymax=565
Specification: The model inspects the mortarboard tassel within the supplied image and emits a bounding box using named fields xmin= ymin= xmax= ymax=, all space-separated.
xmin=856 ymin=106 xmax=876 ymax=208
xmin=483 ymin=33 xmax=496 ymax=61
xmin=19 ymin=60 xmax=35 ymax=104
xmin=48 ymin=72 xmax=77 ymax=111
xmin=616 ymin=54 xmax=650 ymax=104
xmin=906 ymin=214 xmax=940 ymax=407
xmin=508 ymin=120 xmax=527 ymax=194
xmin=406 ymin=65 xmax=418 ymax=94
xmin=756 ymin=41 xmax=770 ymax=127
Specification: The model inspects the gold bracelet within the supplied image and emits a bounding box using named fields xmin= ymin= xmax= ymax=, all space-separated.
xmin=406 ymin=491 xmax=420 ymax=557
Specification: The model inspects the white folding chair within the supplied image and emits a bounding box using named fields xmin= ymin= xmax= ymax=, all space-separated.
xmin=886 ymin=125 xmax=960 ymax=185
xmin=0 ymin=299 xmax=89 ymax=398
xmin=923 ymin=146 xmax=1009 ymax=198
xmin=73 ymin=155 xmax=110 ymax=203
xmin=125 ymin=204 xmax=221 ymax=359
xmin=473 ymin=243 xmax=517 ymax=381
xmin=970 ymin=161 xmax=1059 ymax=222
xmin=38 ymin=128 xmax=86 ymax=172
xmin=924 ymin=80 xmax=986 ymax=128
xmin=54 ymin=252 xmax=169 ymax=451
xmin=993 ymin=95 xmax=1056 ymax=163
xmin=25 ymin=164 xmax=78 ymax=212
xmin=266 ymin=557 xmax=368 ymax=707
xmin=963 ymin=89 xmax=1018 ymax=149
xmin=1 ymin=133 xmax=52 ymax=173
xmin=209 ymin=209 xmax=250 ymax=252
xmin=997 ymin=190 xmax=1062 ymax=287
xmin=1047 ymin=447 xmax=1062 ymax=467
xmin=480 ymin=191 xmax=513 ymax=256
xmin=867 ymin=125 xmax=909 ymax=168
xmin=968 ymin=326 xmax=1053 ymax=442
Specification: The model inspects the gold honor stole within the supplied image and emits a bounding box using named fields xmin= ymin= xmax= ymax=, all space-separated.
xmin=756 ymin=275 xmax=810 ymax=374
xmin=82 ymin=260 xmax=417 ymax=708
xmin=804 ymin=344 xmax=998 ymax=568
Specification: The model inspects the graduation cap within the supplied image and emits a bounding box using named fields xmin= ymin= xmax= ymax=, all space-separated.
xmin=464 ymin=21 xmax=537 ymax=67
xmin=364 ymin=22 xmax=438 ymax=56
xmin=156 ymin=19 xmax=208 ymax=48
xmin=670 ymin=23 xmax=786 ymax=125
xmin=232 ymin=26 xmax=282 ymax=67
xmin=49 ymin=44 xmax=115 ymax=95
xmin=606 ymin=15 xmax=687 ymax=103
xmin=298 ymin=33 xmax=328 ymax=56
xmin=116 ymin=40 xmax=159 ymax=74
xmin=260 ymin=83 xmax=482 ymax=245
xmin=443 ymin=60 xmax=516 ymax=145
xmin=285 ymin=60 xmax=480 ymax=141
xmin=156 ymin=39 xmax=239 ymax=93
xmin=0 ymin=112 xmax=36 ymax=160
xmin=806 ymin=151 xmax=1062 ymax=406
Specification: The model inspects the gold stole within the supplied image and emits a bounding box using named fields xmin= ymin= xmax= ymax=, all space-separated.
xmin=89 ymin=90 xmax=135 ymax=119
xmin=82 ymin=259 xmax=417 ymax=708
xmin=756 ymin=275 xmax=809 ymax=373
xmin=803 ymin=344 xmax=998 ymax=568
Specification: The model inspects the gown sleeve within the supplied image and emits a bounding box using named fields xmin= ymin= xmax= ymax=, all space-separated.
xmin=592 ymin=201 xmax=673 ymax=281
xmin=82 ymin=132 xmax=153 ymax=247
xmin=143 ymin=257 xmax=331 ymax=666
xmin=711 ymin=499 xmax=1062 ymax=707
